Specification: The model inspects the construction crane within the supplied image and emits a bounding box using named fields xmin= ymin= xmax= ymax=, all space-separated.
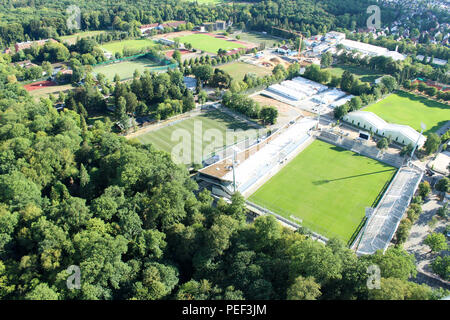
xmin=270 ymin=26 xmax=307 ymax=62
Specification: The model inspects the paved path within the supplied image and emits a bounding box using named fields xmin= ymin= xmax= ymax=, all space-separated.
xmin=403 ymin=193 xmax=450 ymax=289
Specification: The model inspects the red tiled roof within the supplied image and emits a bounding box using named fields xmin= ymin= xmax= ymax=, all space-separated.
xmin=15 ymin=39 xmax=57 ymax=52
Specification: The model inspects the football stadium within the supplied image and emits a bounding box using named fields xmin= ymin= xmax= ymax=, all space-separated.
xmin=198 ymin=113 xmax=423 ymax=251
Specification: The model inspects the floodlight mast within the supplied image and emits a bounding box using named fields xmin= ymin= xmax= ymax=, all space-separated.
xmin=409 ymin=123 xmax=426 ymax=162
xmin=232 ymin=150 xmax=237 ymax=193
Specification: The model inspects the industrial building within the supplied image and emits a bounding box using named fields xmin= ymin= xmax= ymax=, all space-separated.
xmin=262 ymin=76 xmax=348 ymax=115
xmin=342 ymin=111 xmax=426 ymax=147
xmin=416 ymin=55 xmax=448 ymax=66
xmin=311 ymin=88 xmax=347 ymax=105
xmin=339 ymin=39 xmax=406 ymax=61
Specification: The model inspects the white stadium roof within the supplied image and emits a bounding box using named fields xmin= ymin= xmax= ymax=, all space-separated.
xmin=343 ymin=111 xmax=426 ymax=147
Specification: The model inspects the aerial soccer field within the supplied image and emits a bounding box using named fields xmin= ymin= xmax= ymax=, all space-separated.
xmin=175 ymin=33 xmax=246 ymax=53
xmin=100 ymin=39 xmax=156 ymax=54
xmin=249 ymin=139 xmax=396 ymax=243
xmin=364 ymin=91 xmax=450 ymax=134
xmin=135 ymin=109 xmax=263 ymax=164
xmin=92 ymin=58 xmax=162 ymax=81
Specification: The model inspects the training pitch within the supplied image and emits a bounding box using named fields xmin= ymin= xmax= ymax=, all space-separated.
xmin=136 ymin=109 xmax=263 ymax=163
xmin=176 ymin=34 xmax=246 ymax=53
xmin=364 ymin=91 xmax=450 ymax=134
xmin=217 ymin=62 xmax=272 ymax=81
xmin=325 ymin=64 xmax=385 ymax=83
xmin=93 ymin=58 xmax=162 ymax=81
xmin=249 ymin=139 xmax=396 ymax=242
xmin=100 ymin=39 xmax=156 ymax=54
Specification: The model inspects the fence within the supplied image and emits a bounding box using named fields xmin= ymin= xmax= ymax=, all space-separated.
xmin=92 ymin=51 xmax=178 ymax=71
xmin=93 ymin=53 xmax=149 ymax=66
xmin=246 ymin=199 xmax=329 ymax=243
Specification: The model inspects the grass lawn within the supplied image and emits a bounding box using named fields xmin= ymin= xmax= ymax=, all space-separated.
xmin=233 ymin=31 xmax=281 ymax=48
xmin=100 ymin=39 xmax=156 ymax=54
xmin=249 ymin=139 xmax=396 ymax=242
xmin=217 ymin=62 xmax=272 ymax=81
xmin=60 ymin=31 xmax=108 ymax=45
xmin=176 ymin=34 xmax=245 ymax=53
xmin=136 ymin=109 xmax=262 ymax=162
xmin=325 ymin=64 xmax=385 ymax=83
xmin=87 ymin=115 xmax=110 ymax=126
xmin=364 ymin=91 xmax=450 ymax=134
xmin=93 ymin=58 xmax=162 ymax=81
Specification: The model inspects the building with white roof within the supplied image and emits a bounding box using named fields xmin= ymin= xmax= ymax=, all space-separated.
xmin=343 ymin=111 xmax=426 ymax=147
xmin=341 ymin=39 xmax=388 ymax=56
xmin=416 ymin=55 xmax=448 ymax=66
xmin=325 ymin=31 xmax=346 ymax=43
xmin=331 ymin=95 xmax=354 ymax=108
xmin=312 ymin=43 xmax=331 ymax=54
xmin=312 ymin=88 xmax=347 ymax=105
xmin=340 ymin=39 xmax=406 ymax=61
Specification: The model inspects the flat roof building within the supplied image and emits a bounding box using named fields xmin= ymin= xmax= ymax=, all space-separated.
xmin=340 ymin=39 xmax=406 ymax=61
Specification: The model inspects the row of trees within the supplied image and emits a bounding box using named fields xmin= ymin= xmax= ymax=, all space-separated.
xmin=336 ymin=50 xmax=449 ymax=89
xmin=222 ymin=91 xmax=278 ymax=125
xmin=403 ymin=80 xmax=450 ymax=102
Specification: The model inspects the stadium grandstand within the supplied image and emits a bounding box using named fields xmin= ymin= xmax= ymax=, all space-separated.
xmin=355 ymin=164 xmax=423 ymax=255
xmin=197 ymin=117 xmax=317 ymax=197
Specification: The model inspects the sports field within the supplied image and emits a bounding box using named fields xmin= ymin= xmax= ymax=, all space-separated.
xmin=176 ymin=34 xmax=245 ymax=53
xmin=93 ymin=58 xmax=161 ymax=81
xmin=136 ymin=109 xmax=262 ymax=163
xmin=217 ymin=62 xmax=272 ymax=81
xmin=100 ymin=39 xmax=156 ymax=54
xmin=325 ymin=64 xmax=384 ymax=83
xmin=364 ymin=91 xmax=450 ymax=134
xmin=60 ymin=31 xmax=108 ymax=45
xmin=249 ymin=139 xmax=396 ymax=242
xmin=234 ymin=31 xmax=281 ymax=48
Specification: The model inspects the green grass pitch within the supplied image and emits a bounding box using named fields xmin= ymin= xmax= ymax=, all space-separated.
xmin=136 ymin=109 xmax=263 ymax=163
xmin=176 ymin=34 xmax=246 ymax=53
xmin=248 ymin=139 xmax=396 ymax=242
xmin=93 ymin=58 xmax=161 ymax=81
xmin=324 ymin=64 xmax=385 ymax=83
xmin=100 ymin=39 xmax=156 ymax=54
xmin=364 ymin=91 xmax=450 ymax=134
xmin=217 ymin=62 xmax=272 ymax=81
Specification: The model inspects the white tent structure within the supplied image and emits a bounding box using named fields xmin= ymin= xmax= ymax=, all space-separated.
xmin=340 ymin=39 xmax=406 ymax=61
xmin=343 ymin=111 xmax=426 ymax=147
